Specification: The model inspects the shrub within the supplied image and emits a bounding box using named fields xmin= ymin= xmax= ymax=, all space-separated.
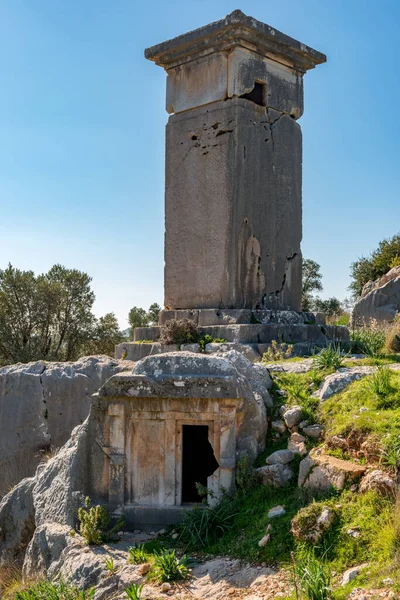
xmin=291 ymin=549 xmax=332 ymax=600
xmin=312 ymin=345 xmax=343 ymax=371
xmin=262 ymin=340 xmax=293 ymax=362
xmin=179 ymin=495 xmax=238 ymax=550
xmin=350 ymin=325 xmax=385 ymax=357
xmin=385 ymin=320 xmax=400 ymax=353
xmin=124 ymin=583 xmax=144 ymax=600
xmin=235 ymin=455 xmax=259 ymax=493
xmin=159 ymin=319 xmax=199 ymax=345
xmin=151 ymin=549 xmax=190 ymax=583
xmin=78 ymin=497 xmax=124 ymax=545
xmin=14 ymin=579 xmax=95 ymax=599
xmin=368 ymin=366 xmax=392 ymax=400
xmin=103 ymin=556 xmax=117 ymax=575
xmin=127 ymin=545 xmax=148 ymax=565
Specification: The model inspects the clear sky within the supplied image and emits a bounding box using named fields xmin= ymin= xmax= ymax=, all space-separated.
xmin=1 ymin=0 xmax=399 ymax=329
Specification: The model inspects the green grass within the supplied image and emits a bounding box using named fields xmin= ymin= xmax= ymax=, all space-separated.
xmin=320 ymin=371 xmax=400 ymax=457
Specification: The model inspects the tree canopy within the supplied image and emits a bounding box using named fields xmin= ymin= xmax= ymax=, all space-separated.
xmin=128 ymin=303 xmax=161 ymax=339
xmin=350 ymin=233 xmax=400 ymax=297
xmin=0 ymin=264 xmax=124 ymax=365
xmin=302 ymin=259 xmax=323 ymax=311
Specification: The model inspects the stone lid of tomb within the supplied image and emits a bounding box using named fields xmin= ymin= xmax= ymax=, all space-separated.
xmin=145 ymin=10 xmax=326 ymax=72
xmin=98 ymin=352 xmax=247 ymax=400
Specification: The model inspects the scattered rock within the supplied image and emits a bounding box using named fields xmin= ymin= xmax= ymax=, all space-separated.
xmin=359 ymin=470 xmax=396 ymax=496
xmin=288 ymin=433 xmax=307 ymax=456
xmin=347 ymin=527 xmax=361 ymax=538
xmin=302 ymin=424 xmax=324 ymax=439
xmin=161 ymin=582 xmax=172 ymax=593
xmin=265 ymin=450 xmax=294 ymax=465
xmin=291 ymin=505 xmax=335 ymax=543
xmin=383 ymin=578 xmax=394 ymax=586
xmin=271 ymin=420 xmax=286 ymax=434
xmin=171 ymin=533 xmax=179 ymax=540
xmin=341 ymin=563 xmax=368 ymax=585
xmin=181 ymin=343 xmax=201 ymax=353
xmin=268 ymin=506 xmax=286 ymax=519
xmin=137 ymin=563 xmax=150 ymax=576
xmin=315 ymin=367 xmax=374 ymax=401
xmin=255 ymin=464 xmax=293 ymax=487
xmin=258 ymin=534 xmax=270 ymax=547
xmin=283 ymin=406 xmax=303 ymax=428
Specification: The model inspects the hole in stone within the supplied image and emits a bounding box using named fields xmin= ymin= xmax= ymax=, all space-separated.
xmin=240 ymin=82 xmax=264 ymax=106
xmin=191 ymin=134 xmax=198 ymax=140
xmin=181 ymin=425 xmax=219 ymax=503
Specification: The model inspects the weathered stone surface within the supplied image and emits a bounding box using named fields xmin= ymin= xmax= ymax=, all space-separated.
xmin=298 ymin=450 xmax=366 ymax=491
xmin=283 ymin=406 xmax=303 ymax=428
xmin=205 ymin=342 xmax=261 ymax=363
xmin=359 ymin=470 xmax=396 ymax=496
xmin=0 ymin=476 xmax=35 ymax=564
xmin=288 ymin=433 xmax=307 ymax=456
xmin=255 ymin=464 xmax=293 ymax=487
xmin=159 ymin=308 xmax=325 ymax=327
xmin=145 ymin=13 xmax=324 ymax=311
xmin=23 ymin=523 xmax=74 ymax=579
xmin=352 ymin=266 xmax=400 ymax=325
xmin=262 ymin=359 xmax=314 ymax=373
xmin=180 ymin=343 xmax=201 ymax=353
xmin=0 ymin=356 xmax=133 ymax=496
xmin=271 ymin=420 xmax=287 ymax=433
xmin=315 ymin=367 xmax=374 ymax=401
xmin=115 ymin=341 xmax=180 ymax=360
xmin=164 ymin=98 xmax=303 ymax=310
xmin=301 ymin=424 xmax=324 ymax=439
xmin=127 ymin=351 xmax=268 ymax=459
xmin=268 ymin=505 xmax=286 ymax=519
xmin=266 ymin=450 xmax=294 ymax=465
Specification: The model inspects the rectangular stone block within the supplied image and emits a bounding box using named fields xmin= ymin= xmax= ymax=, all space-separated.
xmin=165 ymin=98 xmax=302 ymax=311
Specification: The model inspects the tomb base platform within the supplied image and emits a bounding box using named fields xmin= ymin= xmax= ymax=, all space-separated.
xmin=115 ymin=309 xmax=349 ymax=362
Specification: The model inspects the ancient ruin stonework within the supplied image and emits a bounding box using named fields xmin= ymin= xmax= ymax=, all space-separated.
xmin=145 ymin=10 xmax=326 ymax=311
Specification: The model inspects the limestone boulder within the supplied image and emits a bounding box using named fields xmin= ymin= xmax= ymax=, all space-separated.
xmin=359 ymin=470 xmax=396 ymax=496
xmin=283 ymin=406 xmax=303 ymax=428
xmin=352 ymin=266 xmax=400 ymax=325
xmin=0 ymin=355 xmax=134 ymax=496
xmin=0 ymin=476 xmax=35 ymax=564
xmin=298 ymin=450 xmax=366 ymax=492
xmin=205 ymin=342 xmax=261 ymax=363
xmin=0 ymin=419 xmax=89 ymax=571
xmin=291 ymin=505 xmax=335 ymax=543
xmin=315 ymin=367 xmax=374 ymax=401
xmin=255 ymin=464 xmax=293 ymax=487
xmin=265 ymin=450 xmax=294 ymax=465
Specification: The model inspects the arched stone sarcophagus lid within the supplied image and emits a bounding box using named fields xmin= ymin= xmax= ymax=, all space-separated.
xmin=97 ymin=352 xmax=246 ymax=402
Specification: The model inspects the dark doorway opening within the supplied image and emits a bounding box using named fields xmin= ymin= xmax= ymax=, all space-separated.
xmin=240 ymin=82 xmax=264 ymax=106
xmin=181 ymin=425 xmax=219 ymax=503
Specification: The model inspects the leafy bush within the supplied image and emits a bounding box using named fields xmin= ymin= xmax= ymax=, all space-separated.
xmin=14 ymin=579 xmax=95 ymax=599
xmin=159 ymin=319 xmax=199 ymax=345
xmin=262 ymin=340 xmax=293 ymax=362
xmin=312 ymin=345 xmax=344 ymax=371
xmin=127 ymin=545 xmax=148 ymax=565
xmin=235 ymin=455 xmax=259 ymax=493
xmin=179 ymin=495 xmax=238 ymax=549
xmin=124 ymin=583 xmax=144 ymax=600
xmin=78 ymin=497 xmax=124 ymax=545
xmin=350 ymin=325 xmax=385 ymax=357
xmin=151 ymin=549 xmax=190 ymax=583
xmin=292 ymin=549 xmax=332 ymax=600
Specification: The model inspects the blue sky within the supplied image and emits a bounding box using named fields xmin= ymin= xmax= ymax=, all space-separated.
xmin=0 ymin=0 xmax=399 ymax=328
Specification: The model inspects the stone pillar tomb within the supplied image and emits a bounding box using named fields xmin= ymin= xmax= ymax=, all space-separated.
xmin=116 ymin=10 xmax=349 ymax=361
